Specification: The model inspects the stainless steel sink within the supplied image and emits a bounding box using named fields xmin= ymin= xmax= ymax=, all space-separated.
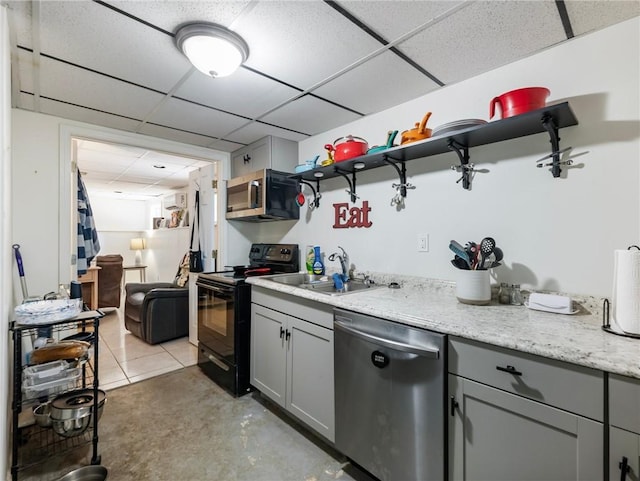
xmin=266 ymin=273 xmax=327 ymax=286
xmin=266 ymin=273 xmax=379 ymax=296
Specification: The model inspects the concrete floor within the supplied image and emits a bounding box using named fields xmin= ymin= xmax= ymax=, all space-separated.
xmin=15 ymin=306 xmax=370 ymax=481
xmin=17 ymin=367 xmax=361 ymax=481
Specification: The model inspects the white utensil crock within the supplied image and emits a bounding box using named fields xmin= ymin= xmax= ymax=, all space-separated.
xmin=456 ymin=270 xmax=491 ymax=305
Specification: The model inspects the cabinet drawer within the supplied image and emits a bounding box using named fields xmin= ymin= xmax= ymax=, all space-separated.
xmin=252 ymin=287 xmax=333 ymax=329
xmin=449 ymin=337 xmax=604 ymax=421
xmin=610 ymin=374 xmax=640 ymax=433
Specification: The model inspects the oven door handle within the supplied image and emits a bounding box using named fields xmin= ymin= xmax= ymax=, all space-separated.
xmin=196 ymin=283 xmax=235 ymax=295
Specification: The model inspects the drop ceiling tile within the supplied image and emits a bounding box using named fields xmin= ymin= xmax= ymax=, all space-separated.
xmin=38 ymin=98 xmax=142 ymax=133
xmin=565 ymin=1 xmax=640 ymax=36
xmin=205 ymin=138 xmax=246 ymax=152
xmin=146 ymin=98 xmax=248 ymax=138
xmin=108 ymin=1 xmax=252 ymax=32
xmin=39 ymin=57 xmax=164 ymax=121
xmin=38 ymin=1 xmax=190 ymax=92
xmin=397 ymin=1 xmax=566 ymax=85
xmin=224 ymin=122 xmax=309 ymax=146
xmin=335 ymin=1 xmax=464 ymax=42
xmin=260 ymin=95 xmax=362 ymax=136
xmin=16 ymin=49 xmax=35 ymax=96
xmin=5 ymin=1 xmax=33 ymax=47
xmin=234 ymin=1 xmax=382 ymax=88
xmin=313 ymin=51 xmax=440 ymax=115
xmin=175 ymin=68 xmax=299 ymax=119
xmin=78 ymin=140 xmax=148 ymax=158
xmin=16 ymin=92 xmax=35 ymax=111
xmin=78 ymin=153 xmax=137 ymax=173
xmin=137 ymin=123 xmax=217 ymax=148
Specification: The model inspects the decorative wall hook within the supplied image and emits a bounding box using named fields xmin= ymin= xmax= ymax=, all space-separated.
xmin=334 ymin=167 xmax=358 ymax=203
xmin=299 ymin=179 xmax=321 ymax=208
xmin=448 ymin=140 xmax=473 ymax=190
xmin=540 ymin=115 xmax=573 ymax=178
xmin=383 ymin=155 xmax=411 ymax=197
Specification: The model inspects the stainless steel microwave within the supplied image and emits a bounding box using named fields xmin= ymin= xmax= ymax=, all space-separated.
xmin=225 ymin=169 xmax=300 ymax=222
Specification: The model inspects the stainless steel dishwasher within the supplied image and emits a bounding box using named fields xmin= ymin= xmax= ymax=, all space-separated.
xmin=334 ymin=308 xmax=446 ymax=481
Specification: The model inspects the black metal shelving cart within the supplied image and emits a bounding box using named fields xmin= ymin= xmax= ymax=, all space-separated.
xmin=10 ymin=310 xmax=105 ymax=481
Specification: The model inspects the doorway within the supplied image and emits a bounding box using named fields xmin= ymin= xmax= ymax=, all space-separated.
xmin=58 ymin=123 xmax=229 ymax=287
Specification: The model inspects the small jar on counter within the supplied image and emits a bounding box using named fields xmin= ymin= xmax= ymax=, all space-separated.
xmin=510 ymin=284 xmax=524 ymax=305
xmin=498 ymin=283 xmax=511 ymax=304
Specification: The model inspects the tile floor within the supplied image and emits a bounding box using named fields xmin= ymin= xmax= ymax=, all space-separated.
xmin=96 ymin=306 xmax=198 ymax=391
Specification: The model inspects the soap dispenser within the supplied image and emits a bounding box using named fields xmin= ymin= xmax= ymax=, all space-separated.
xmin=312 ymin=246 xmax=325 ymax=275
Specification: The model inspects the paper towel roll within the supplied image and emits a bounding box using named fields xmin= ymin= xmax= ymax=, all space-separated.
xmin=612 ymin=249 xmax=640 ymax=334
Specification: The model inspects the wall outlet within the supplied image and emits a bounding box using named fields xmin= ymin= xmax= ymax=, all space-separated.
xmin=417 ymin=233 xmax=429 ymax=252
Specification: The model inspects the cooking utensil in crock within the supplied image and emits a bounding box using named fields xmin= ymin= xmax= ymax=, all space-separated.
xmin=400 ymin=112 xmax=432 ymax=145
xmin=478 ymin=237 xmax=496 ymax=270
xmin=449 ymin=240 xmax=471 ymax=268
xmin=367 ymin=130 xmax=398 ymax=154
xmin=332 ymin=135 xmax=369 ymax=162
xmin=490 ymin=87 xmax=550 ymax=119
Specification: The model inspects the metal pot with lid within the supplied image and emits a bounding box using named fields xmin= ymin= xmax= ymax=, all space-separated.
xmin=328 ymin=135 xmax=369 ymax=162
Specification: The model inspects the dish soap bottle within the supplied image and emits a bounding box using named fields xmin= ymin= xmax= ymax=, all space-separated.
xmin=312 ymin=246 xmax=325 ymax=275
xmin=305 ymin=245 xmax=315 ymax=274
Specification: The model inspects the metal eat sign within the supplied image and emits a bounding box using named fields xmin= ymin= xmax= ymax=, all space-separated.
xmin=333 ymin=201 xmax=373 ymax=229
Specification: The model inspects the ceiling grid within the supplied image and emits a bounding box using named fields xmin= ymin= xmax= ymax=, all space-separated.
xmin=4 ymin=0 xmax=638 ymax=194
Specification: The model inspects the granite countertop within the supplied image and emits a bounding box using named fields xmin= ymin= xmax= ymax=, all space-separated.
xmin=247 ymin=272 xmax=640 ymax=380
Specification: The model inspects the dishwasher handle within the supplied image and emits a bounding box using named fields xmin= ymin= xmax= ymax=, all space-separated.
xmin=335 ymin=320 xmax=439 ymax=359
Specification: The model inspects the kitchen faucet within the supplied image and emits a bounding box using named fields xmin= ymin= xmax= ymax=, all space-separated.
xmin=328 ymin=246 xmax=349 ymax=281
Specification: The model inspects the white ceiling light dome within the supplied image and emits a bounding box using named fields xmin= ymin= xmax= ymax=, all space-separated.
xmin=175 ymin=22 xmax=249 ymax=78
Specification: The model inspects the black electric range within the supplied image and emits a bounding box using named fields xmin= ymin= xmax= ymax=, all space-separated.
xmin=195 ymin=244 xmax=298 ymax=396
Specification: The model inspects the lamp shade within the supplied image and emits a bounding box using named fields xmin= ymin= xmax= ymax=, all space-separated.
xmin=130 ymin=238 xmax=146 ymax=251
xmin=175 ymin=22 xmax=249 ymax=78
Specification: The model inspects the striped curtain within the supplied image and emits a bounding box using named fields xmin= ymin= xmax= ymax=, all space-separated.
xmin=76 ymin=170 xmax=100 ymax=275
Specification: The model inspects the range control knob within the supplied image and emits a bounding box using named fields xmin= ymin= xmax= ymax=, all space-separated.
xmin=280 ymin=248 xmax=290 ymax=255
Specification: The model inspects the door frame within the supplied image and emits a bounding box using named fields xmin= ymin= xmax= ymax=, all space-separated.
xmin=58 ymin=123 xmax=230 ymax=285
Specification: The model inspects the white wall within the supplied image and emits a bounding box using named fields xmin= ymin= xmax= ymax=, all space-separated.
xmin=10 ymin=111 xmax=228 ymax=298
xmin=1 ymin=6 xmax=11 ymax=479
xmin=283 ymin=18 xmax=639 ymax=298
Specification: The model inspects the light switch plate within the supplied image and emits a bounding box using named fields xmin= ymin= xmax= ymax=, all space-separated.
xmin=417 ymin=233 xmax=429 ymax=252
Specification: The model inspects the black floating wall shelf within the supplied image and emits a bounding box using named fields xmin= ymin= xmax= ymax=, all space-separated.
xmin=291 ymin=102 xmax=578 ymax=198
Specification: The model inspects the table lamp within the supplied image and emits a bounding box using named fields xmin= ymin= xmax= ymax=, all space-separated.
xmin=130 ymin=238 xmax=146 ymax=266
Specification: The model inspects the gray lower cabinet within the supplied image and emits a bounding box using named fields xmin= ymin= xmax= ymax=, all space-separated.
xmin=250 ymin=288 xmax=334 ymax=442
xmin=609 ymin=374 xmax=640 ymax=480
xmin=449 ymin=337 xmax=604 ymax=481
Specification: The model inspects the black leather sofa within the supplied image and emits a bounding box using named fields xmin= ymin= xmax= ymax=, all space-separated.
xmin=124 ymin=282 xmax=189 ymax=344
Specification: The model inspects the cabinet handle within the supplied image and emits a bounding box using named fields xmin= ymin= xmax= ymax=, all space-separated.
xmin=279 ymin=327 xmax=284 ymax=339
xmin=450 ymin=396 xmax=459 ymax=417
xmin=619 ymin=456 xmax=630 ymax=481
xmin=496 ymin=365 xmax=522 ymax=376
xmin=285 ymin=329 xmax=291 ymax=341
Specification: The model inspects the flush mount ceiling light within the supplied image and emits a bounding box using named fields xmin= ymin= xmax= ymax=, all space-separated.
xmin=175 ymin=22 xmax=249 ymax=78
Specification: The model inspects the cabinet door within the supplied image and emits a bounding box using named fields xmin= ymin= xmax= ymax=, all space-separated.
xmin=610 ymin=426 xmax=640 ymax=481
xmin=250 ymin=304 xmax=287 ymax=408
xmin=232 ymin=137 xmax=271 ymax=177
xmin=449 ymin=375 xmax=603 ymax=481
xmin=286 ymin=317 xmax=335 ymax=442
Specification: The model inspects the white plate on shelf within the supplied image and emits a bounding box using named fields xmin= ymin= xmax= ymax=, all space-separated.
xmin=432 ymin=119 xmax=487 ymax=137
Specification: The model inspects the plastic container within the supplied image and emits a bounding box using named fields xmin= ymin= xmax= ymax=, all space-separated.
xmin=23 ymin=363 xmax=81 ymax=399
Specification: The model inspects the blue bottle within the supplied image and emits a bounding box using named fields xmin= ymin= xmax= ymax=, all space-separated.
xmin=312 ymin=246 xmax=325 ymax=275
